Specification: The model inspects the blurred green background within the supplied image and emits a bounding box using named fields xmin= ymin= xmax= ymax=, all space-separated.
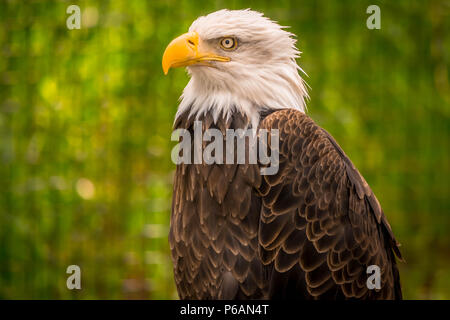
xmin=0 ymin=0 xmax=449 ymax=299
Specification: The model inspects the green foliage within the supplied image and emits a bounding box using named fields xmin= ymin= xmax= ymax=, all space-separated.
xmin=0 ymin=0 xmax=449 ymax=299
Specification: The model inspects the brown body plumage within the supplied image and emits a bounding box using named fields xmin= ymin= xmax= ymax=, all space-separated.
xmin=169 ymin=108 xmax=402 ymax=299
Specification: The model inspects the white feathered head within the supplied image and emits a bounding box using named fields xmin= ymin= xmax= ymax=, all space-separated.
xmin=162 ymin=9 xmax=308 ymax=127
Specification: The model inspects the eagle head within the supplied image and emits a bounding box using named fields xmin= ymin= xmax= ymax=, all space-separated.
xmin=162 ymin=9 xmax=308 ymax=127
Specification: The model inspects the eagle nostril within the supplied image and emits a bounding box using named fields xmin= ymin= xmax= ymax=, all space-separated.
xmin=187 ymin=39 xmax=195 ymax=46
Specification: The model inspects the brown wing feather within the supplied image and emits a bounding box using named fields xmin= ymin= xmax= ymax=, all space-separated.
xmin=258 ymin=109 xmax=402 ymax=300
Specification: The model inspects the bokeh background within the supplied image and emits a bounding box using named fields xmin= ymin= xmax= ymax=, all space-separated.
xmin=0 ymin=0 xmax=449 ymax=299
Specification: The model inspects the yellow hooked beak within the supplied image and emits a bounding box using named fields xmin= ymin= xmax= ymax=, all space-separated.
xmin=162 ymin=31 xmax=230 ymax=75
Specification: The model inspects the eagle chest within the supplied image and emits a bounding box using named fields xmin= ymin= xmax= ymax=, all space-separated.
xmin=169 ymin=114 xmax=267 ymax=299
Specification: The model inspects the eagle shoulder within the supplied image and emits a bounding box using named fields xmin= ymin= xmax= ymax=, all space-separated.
xmin=258 ymin=108 xmax=402 ymax=299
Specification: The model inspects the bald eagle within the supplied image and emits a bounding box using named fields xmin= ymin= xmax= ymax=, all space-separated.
xmin=162 ymin=9 xmax=402 ymax=300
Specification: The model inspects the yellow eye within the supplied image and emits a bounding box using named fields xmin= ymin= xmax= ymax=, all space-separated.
xmin=220 ymin=37 xmax=237 ymax=50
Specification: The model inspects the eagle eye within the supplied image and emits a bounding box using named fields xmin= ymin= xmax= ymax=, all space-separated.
xmin=219 ymin=37 xmax=237 ymax=50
